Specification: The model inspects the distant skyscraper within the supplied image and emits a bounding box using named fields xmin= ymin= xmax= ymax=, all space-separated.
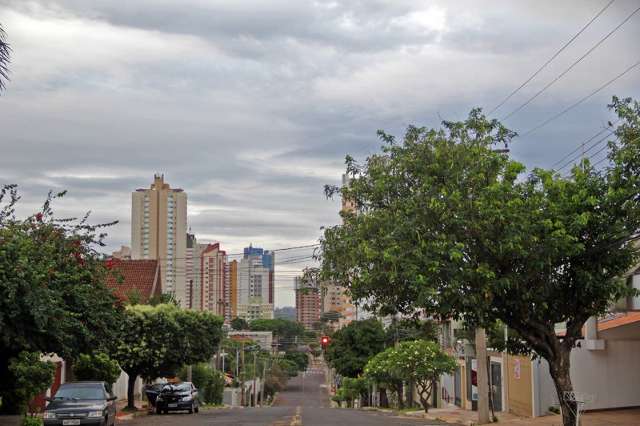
xmin=131 ymin=174 xmax=187 ymax=305
xmin=237 ymin=245 xmax=275 ymax=320
xmin=295 ymin=276 xmax=320 ymax=330
xmin=229 ymin=260 xmax=238 ymax=318
xmin=200 ymin=243 xmax=227 ymax=318
xmin=185 ymin=233 xmax=199 ymax=309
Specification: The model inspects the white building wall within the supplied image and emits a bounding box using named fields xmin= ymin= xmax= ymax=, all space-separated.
xmin=531 ymin=339 xmax=640 ymax=412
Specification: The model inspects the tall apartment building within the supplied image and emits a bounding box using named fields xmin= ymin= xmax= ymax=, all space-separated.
xmin=295 ymin=276 xmax=321 ymax=330
xmin=200 ymin=243 xmax=227 ymax=318
xmin=237 ymin=246 xmax=275 ymax=321
xmin=131 ymin=174 xmax=187 ymax=305
xmin=185 ymin=233 xmax=199 ymax=310
xmin=229 ymin=260 xmax=238 ymax=318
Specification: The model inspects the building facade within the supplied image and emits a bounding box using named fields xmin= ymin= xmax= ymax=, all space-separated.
xmin=237 ymin=246 xmax=274 ymax=321
xmin=229 ymin=260 xmax=238 ymax=318
xmin=131 ymin=174 xmax=187 ymax=305
xmin=295 ymin=276 xmax=321 ymax=330
xmin=200 ymin=243 xmax=228 ymax=319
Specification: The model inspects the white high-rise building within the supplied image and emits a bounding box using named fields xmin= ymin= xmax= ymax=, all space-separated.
xmin=237 ymin=247 xmax=274 ymax=321
xmin=131 ymin=174 xmax=187 ymax=305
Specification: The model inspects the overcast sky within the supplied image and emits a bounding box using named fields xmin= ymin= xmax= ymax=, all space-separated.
xmin=1 ymin=0 xmax=639 ymax=306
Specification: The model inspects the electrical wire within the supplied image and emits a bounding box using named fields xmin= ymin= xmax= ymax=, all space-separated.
xmin=501 ymin=4 xmax=640 ymax=121
xmin=554 ymin=130 xmax=616 ymax=172
xmin=520 ymin=59 xmax=640 ymax=137
xmin=488 ymin=0 xmax=616 ymax=116
xmin=551 ymin=121 xmax=618 ymax=169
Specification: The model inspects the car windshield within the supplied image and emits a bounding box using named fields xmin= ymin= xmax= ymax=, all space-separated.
xmin=54 ymin=385 xmax=105 ymax=400
xmin=162 ymin=383 xmax=190 ymax=393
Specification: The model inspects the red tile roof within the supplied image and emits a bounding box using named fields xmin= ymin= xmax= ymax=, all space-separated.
xmin=598 ymin=311 xmax=640 ymax=331
xmin=104 ymin=259 xmax=162 ymax=303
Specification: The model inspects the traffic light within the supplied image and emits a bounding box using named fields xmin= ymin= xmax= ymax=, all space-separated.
xmin=320 ymin=335 xmax=330 ymax=349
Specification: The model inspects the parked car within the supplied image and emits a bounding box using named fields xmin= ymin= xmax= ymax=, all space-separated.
xmin=143 ymin=383 xmax=166 ymax=413
xmin=154 ymin=382 xmax=199 ymax=414
xmin=43 ymin=381 xmax=117 ymax=426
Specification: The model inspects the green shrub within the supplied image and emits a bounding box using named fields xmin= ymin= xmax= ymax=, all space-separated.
xmin=8 ymin=352 xmax=55 ymax=414
xmin=179 ymin=364 xmax=224 ymax=405
xmin=73 ymin=353 xmax=121 ymax=392
xmin=284 ymin=351 xmax=308 ymax=371
xmin=22 ymin=415 xmax=42 ymax=426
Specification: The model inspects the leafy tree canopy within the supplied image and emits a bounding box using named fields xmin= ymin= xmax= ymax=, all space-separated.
xmin=112 ymin=303 xmax=223 ymax=408
xmin=384 ymin=318 xmax=438 ymax=347
xmin=0 ymin=187 xmax=121 ymax=412
xmin=324 ymin=319 xmax=385 ymax=377
xmin=73 ymin=353 xmax=121 ymax=392
xmin=365 ymin=340 xmax=456 ymax=412
xmin=320 ymin=99 xmax=640 ymax=425
xmin=230 ymin=317 xmax=250 ymax=330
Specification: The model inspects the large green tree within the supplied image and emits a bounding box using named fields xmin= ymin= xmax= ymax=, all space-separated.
xmin=324 ymin=319 xmax=385 ymax=378
xmin=320 ymin=99 xmax=640 ymax=426
xmin=0 ymin=187 xmax=122 ymax=413
xmin=112 ymin=304 xmax=223 ymax=409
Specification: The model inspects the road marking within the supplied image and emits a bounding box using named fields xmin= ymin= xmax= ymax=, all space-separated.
xmin=289 ymin=406 xmax=302 ymax=426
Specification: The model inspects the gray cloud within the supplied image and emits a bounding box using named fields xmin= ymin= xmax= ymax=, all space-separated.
xmin=1 ymin=0 xmax=639 ymax=306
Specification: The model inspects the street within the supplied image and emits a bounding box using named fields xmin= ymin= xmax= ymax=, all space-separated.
xmin=128 ymin=366 xmax=450 ymax=426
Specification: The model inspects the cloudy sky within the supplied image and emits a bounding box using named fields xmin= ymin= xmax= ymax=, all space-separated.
xmin=1 ymin=0 xmax=639 ymax=306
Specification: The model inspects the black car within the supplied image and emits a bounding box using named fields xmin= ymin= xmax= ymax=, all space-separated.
xmin=154 ymin=382 xmax=199 ymax=414
xmin=43 ymin=382 xmax=117 ymax=426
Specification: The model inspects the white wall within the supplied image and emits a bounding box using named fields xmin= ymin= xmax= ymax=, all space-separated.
xmin=570 ymin=340 xmax=640 ymax=410
xmin=112 ymin=370 xmax=144 ymax=401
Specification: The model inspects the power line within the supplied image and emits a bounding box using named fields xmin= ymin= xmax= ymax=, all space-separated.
xmin=520 ymin=59 xmax=640 ymax=137
xmin=551 ymin=121 xmax=618 ymax=169
xmin=502 ymin=4 xmax=640 ymax=121
xmin=488 ymin=0 xmax=616 ymax=116
xmin=555 ymin=130 xmax=616 ymax=172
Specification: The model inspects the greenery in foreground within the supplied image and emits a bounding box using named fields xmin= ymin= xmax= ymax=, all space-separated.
xmin=319 ymin=98 xmax=640 ymax=426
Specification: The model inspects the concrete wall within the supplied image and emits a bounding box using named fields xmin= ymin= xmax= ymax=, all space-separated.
xmin=506 ymin=355 xmax=533 ymax=417
xmin=112 ymin=370 xmax=144 ymax=402
xmin=570 ymin=340 xmax=640 ymax=410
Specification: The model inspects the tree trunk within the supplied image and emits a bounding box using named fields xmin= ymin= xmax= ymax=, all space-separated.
xmin=407 ymin=379 xmax=414 ymax=408
xmin=395 ymin=382 xmax=404 ymax=409
xmin=548 ymin=348 xmax=576 ymax=426
xmin=127 ymin=373 xmax=137 ymax=410
xmin=380 ymin=387 xmax=389 ymax=408
xmin=417 ymin=381 xmax=432 ymax=413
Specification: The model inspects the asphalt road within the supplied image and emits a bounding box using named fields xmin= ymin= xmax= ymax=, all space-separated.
xmin=128 ymin=365 xmax=450 ymax=426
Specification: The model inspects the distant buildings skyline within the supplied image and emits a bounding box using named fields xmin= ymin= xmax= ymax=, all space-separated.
xmin=120 ymin=174 xmax=287 ymax=320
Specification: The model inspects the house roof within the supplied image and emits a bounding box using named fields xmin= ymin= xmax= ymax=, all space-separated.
xmin=598 ymin=311 xmax=640 ymax=331
xmin=104 ymin=259 xmax=162 ymax=303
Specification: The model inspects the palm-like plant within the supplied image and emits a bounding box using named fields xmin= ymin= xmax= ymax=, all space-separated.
xmin=0 ymin=23 xmax=11 ymax=91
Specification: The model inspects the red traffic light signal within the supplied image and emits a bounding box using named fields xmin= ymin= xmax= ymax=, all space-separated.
xmin=321 ymin=336 xmax=330 ymax=348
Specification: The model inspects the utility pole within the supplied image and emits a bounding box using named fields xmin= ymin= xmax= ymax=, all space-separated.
xmin=476 ymin=327 xmax=490 ymax=424
xmin=240 ymin=341 xmax=245 ymax=407
xmin=253 ymin=352 xmax=258 ymax=407
xmin=260 ymin=358 xmax=267 ymax=406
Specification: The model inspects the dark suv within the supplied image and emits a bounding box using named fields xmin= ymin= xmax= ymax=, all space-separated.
xmin=155 ymin=382 xmax=199 ymax=414
xmin=43 ymin=382 xmax=117 ymax=426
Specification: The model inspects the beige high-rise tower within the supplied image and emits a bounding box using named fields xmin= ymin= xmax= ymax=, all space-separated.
xmin=131 ymin=174 xmax=187 ymax=306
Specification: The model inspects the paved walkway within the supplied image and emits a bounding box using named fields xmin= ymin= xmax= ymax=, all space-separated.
xmin=406 ymin=406 xmax=640 ymax=426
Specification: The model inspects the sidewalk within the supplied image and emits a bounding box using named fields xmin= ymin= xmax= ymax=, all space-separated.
xmin=404 ymin=406 xmax=640 ymax=426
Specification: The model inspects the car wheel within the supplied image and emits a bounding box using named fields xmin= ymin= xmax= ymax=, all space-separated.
xmin=194 ymin=404 xmax=199 ymax=414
